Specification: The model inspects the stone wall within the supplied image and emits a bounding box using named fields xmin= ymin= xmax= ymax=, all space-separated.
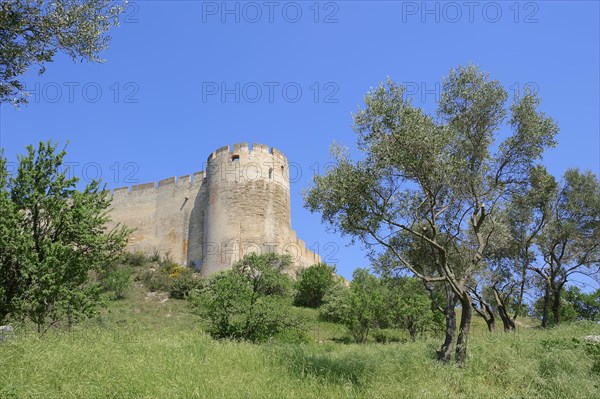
xmin=108 ymin=172 xmax=204 ymax=265
xmin=107 ymin=143 xmax=321 ymax=277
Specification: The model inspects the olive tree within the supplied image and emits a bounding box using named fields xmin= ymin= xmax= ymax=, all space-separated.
xmin=0 ymin=0 xmax=125 ymax=106
xmin=483 ymin=165 xmax=556 ymax=331
xmin=305 ymin=65 xmax=558 ymax=364
xmin=533 ymin=169 xmax=600 ymax=326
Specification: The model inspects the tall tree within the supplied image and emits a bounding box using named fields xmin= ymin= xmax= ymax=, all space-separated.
xmin=532 ymin=169 xmax=600 ymax=326
xmin=484 ymin=165 xmax=556 ymax=331
xmin=305 ymin=65 xmax=558 ymax=364
xmin=0 ymin=0 xmax=125 ymax=106
xmin=0 ymin=151 xmax=28 ymax=322
xmin=0 ymin=142 xmax=129 ymax=331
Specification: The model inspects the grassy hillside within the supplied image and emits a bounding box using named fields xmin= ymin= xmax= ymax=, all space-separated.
xmin=1 ymin=282 xmax=599 ymax=398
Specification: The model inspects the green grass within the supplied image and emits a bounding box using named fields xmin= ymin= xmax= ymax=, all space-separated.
xmin=1 ymin=284 xmax=599 ymax=398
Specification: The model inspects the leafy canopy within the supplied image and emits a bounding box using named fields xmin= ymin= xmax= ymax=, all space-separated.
xmin=293 ymin=263 xmax=337 ymax=308
xmin=305 ymin=65 xmax=559 ymax=363
xmin=0 ymin=0 xmax=125 ymax=106
xmin=188 ymin=253 xmax=297 ymax=342
xmin=0 ymin=141 xmax=129 ymax=331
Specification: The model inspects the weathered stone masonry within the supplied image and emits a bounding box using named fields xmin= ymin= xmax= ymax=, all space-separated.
xmin=107 ymin=143 xmax=321 ymax=276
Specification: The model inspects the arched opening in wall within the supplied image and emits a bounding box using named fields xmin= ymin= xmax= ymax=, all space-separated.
xmin=232 ymin=155 xmax=240 ymax=162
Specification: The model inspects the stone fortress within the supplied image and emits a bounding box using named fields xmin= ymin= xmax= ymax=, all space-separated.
xmin=108 ymin=143 xmax=321 ymax=276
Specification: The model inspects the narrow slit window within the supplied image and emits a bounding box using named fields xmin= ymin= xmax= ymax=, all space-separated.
xmin=269 ymin=168 xmax=273 ymax=179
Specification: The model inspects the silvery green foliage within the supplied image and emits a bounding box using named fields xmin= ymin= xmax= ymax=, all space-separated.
xmin=305 ymin=65 xmax=560 ymax=363
xmin=533 ymin=168 xmax=600 ymax=325
xmin=307 ymin=65 xmax=558 ymax=288
xmin=0 ymin=0 xmax=125 ymax=106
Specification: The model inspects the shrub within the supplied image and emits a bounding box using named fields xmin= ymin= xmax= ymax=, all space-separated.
xmin=138 ymin=256 xmax=197 ymax=294
xmin=381 ymin=276 xmax=442 ymax=339
xmin=150 ymin=250 xmax=161 ymax=263
xmin=319 ymin=269 xmax=387 ymax=343
xmin=188 ymin=253 xmax=297 ymax=342
xmin=122 ymin=251 xmax=148 ymax=267
xmin=144 ymin=271 xmax=171 ymax=292
xmin=102 ymin=267 xmax=133 ymax=299
xmin=294 ymin=263 xmax=337 ymax=308
xmin=564 ymin=287 xmax=600 ymax=322
xmin=0 ymin=142 xmax=129 ymax=330
xmin=170 ymin=270 xmax=203 ymax=299
xmin=345 ymin=269 xmax=386 ymax=343
xmin=583 ymin=341 xmax=600 ymax=374
xmin=272 ymin=326 xmax=312 ymax=344
xmin=319 ymin=282 xmax=351 ymax=324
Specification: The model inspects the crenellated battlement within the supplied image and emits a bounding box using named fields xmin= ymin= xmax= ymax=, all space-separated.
xmin=206 ymin=143 xmax=288 ymax=163
xmin=111 ymin=171 xmax=206 ymax=199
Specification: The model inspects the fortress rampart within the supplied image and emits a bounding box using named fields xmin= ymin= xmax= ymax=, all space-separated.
xmin=107 ymin=143 xmax=321 ymax=276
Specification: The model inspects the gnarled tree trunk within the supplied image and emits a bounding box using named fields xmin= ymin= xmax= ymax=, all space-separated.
xmin=492 ymin=285 xmax=515 ymax=332
xmin=437 ymin=287 xmax=457 ymax=363
xmin=471 ymin=288 xmax=496 ymax=333
xmin=551 ymin=282 xmax=564 ymax=325
xmin=541 ymin=284 xmax=550 ymax=328
xmin=455 ymin=291 xmax=472 ymax=365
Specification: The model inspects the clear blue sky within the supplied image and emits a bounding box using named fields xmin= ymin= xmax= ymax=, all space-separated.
xmin=1 ymin=1 xmax=598 ymax=281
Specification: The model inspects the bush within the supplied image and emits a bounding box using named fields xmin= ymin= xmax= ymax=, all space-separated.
xmin=319 ymin=269 xmax=386 ymax=343
xmin=170 ymin=270 xmax=203 ymax=299
xmin=345 ymin=269 xmax=386 ymax=343
xmin=0 ymin=142 xmax=129 ymax=330
xmin=102 ymin=267 xmax=133 ymax=299
xmin=142 ymin=269 xmax=171 ymax=292
xmin=138 ymin=256 xmax=202 ymax=295
xmin=122 ymin=251 xmax=148 ymax=267
xmin=381 ymin=276 xmax=442 ymax=339
xmin=564 ymin=287 xmax=600 ymax=322
xmin=150 ymin=250 xmax=161 ymax=263
xmin=188 ymin=253 xmax=297 ymax=342
xmin=272 ymin=327 xmax=313 ymax=344
xmin=294 ymin=263 xmax=337 ymax=308
xmin=319 ymin=282 xmax=351 ymax=324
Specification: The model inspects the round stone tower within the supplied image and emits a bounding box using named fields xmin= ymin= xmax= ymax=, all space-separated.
xmin=201 ymin=143 xmax=292 ymax=275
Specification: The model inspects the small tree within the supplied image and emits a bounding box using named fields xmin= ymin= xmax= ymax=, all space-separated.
xmin=189 ymin=253 xmax=296 ymax=342
xmin=382 ymin=276 xmax=441 ymax=340
xmin=345 ymin=268 xmax=386 ymax=343
xmin=319 ymin=281 xmax=351 ymax=324
xmin=563 ymin=286 xmax=600 ymax=322
xmin=0 ymin=142 xmax=129 ymax=331
xmin=0 ymin=152 xmax=28 ymax=322
xmin=294 ymin=263 xmax=336 ymax=308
